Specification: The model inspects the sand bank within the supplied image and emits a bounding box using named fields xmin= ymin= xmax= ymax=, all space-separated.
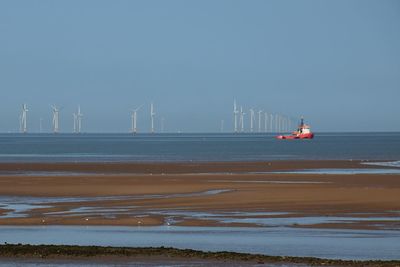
xmin=0 ymin=160 xmax=399 ymax=230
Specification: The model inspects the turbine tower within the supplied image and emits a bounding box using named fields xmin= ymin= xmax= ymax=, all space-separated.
xmin=240 ymin=106 xmax=245 ymax=132
xmin=233 ymin=99 xmax=239 ymax=133
xmin=249 ymin=108 xmax=255 ymax=132
xmin=150 ymin=102 xmax=155 ymax=133
xmin=20 ymin=104 xmax=28 ymax=133
xmin=77 ymin=106 xmax=83 ymax=133
xmin=276 ymin=114 xmax=281 ymax=133
xmin=51 ymin=105 xmax=60 ymax=134
xmin=270 ymin=114 xmax=273 ymax=133
xmin=264 ymin=112 xmax=268 ymax=132
xmin=258 ymin=110 xmax=263 ymax=132
xmin=19 ymin=114 xmax=22 ymax=132
xmin=131 ymin=105 xmax=143 ymax=135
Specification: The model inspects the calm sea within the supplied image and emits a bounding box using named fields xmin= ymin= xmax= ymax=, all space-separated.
xmin=0 ymin=132 xmax=399 ymax=163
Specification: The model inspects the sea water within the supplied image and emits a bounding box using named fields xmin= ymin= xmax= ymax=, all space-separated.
xmin=0 ymin=132 xmax=399 ymax=162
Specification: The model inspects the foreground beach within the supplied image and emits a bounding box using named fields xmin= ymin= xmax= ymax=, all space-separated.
xmin=1 ymin=160 xmax=400 ymax=264
xmin=0 ymin=160 xmax=399 ymax=230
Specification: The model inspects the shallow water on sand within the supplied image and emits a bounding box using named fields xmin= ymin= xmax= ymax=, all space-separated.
xmin=0 ymin=190 xmax=232 ymax=219
xmin=1 ymin=226 xmax=399 ymax=261
xmin=269 ymin=168 xmax=400 ymax=174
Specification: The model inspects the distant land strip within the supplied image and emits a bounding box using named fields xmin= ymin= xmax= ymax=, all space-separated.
xmin=0 ymin=244 xmax=399 ymax=266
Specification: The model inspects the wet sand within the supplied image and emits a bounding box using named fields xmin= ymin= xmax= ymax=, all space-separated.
xmin=2 ymin=244 xmax=398 ymax=267
xmin=0 ymin=160 xmax=399 ymax=229
xmin=0 ymin=159 xmax=388 ymax=175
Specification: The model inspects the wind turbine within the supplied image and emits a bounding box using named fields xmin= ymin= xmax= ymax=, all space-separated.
xmin=270 ymin=114 xmax=273 ymax=133
xmin=51 ymin=105 xmax=60 ymax=134
xmin=258 ymin=110 xmax=263 ymax=132
xmin=277 ymin=114 xmax=281 ymax=133
xmin=19 ymin=114 xmax=22 ymax=133
xmin=240 ymin=106 xmax=246 ymax=132
xmin=77 ymin=106 xmax=83 ymax=133
xmin=150 ymin=102 xmax=155 ymax=134
xmin=233 ymin=99 xmax=239 ymax=133
xmin=131 ymin=104 xmax=143 ymax=135
xmin=76 ymin=106 xmax=83 ymax=133
xmin=264 ymin=112 xmax=268 ymax=132
xmin=249 ymin=108 xmax=255 ymax=132
xmin=20 ymin=104 xmax=28 ymax=134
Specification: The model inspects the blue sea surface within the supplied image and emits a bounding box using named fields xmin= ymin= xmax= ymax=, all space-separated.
xmin=0 ymin=132 xmax=399 ymax=162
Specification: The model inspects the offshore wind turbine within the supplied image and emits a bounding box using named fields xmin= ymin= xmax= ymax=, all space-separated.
xmin=270 ymin=114 xmax=273 ymax=133
xmin=258 ymin=110 xmax=263 ymax=132
xmin=264 ymin=112 xmax=268 ymax=132
xmin=19 ymin=114 xmax=22 ymax=132
xmin=77 ymin=106 xmax=83 ymax=133
xmin=285 ymin=116 xmax=289 ymax=132
xmin=131 ymin=105 xmax=143 ymax=135
xmin=239 ymin=106 xmax=245 ymax=132
xmin=249 ymin=108 xmax=255 ymax=132
xmin=280 ymin=115 xmax=284 ymax=133
xmin=233 ymin=99 xmax=239 ymax=133
xmin=277 ymin=114 xmax=281 ymax=133
xmin=282 ymin=115 xmax=286 ymax=132
xmin=150 ymin=102 xmax=155 ymax=134
xmin=51 ymin=105 xmax=60 ymax=134
xmin=20 ymin=104 xmax=28 ymax=133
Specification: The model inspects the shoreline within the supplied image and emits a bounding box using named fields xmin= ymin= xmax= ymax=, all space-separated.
xmin=0 ymin=244 xmax=399 ymax=266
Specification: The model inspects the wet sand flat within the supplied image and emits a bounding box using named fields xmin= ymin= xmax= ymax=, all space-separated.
xmin=0 ymin=160 xmax=399 ymax=229
xmin=3 ymin=244 xmax=397 ymax=267
xmin=0 ymin=160 xmax=389 ymax=175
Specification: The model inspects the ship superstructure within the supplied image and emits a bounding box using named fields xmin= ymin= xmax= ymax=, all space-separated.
xmin=276 ymin=117 xmax=314 ymax=139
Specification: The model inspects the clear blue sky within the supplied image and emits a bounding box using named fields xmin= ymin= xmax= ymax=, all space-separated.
xmin=0 ymin=0 xmax=399 ymax=132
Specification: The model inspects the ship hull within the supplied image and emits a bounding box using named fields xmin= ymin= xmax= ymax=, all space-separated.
xmin=276 ymin=133 xmax=314 ymax=139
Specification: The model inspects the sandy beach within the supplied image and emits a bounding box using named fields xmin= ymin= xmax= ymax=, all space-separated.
xmin=0 ymin=160 xmax=399 ymax=230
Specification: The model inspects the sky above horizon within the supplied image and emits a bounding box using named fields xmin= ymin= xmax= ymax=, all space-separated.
xmin=0 ymin=0 xmax=399 ymax=133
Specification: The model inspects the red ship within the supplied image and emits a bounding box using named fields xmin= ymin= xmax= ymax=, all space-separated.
xmin=276 ymin=117 xmax=314 ymax=139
